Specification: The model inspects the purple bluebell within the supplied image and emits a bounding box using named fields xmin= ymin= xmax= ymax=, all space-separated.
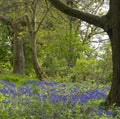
xmin=97 ymin=109 xmax=104 ymax=115
xmin=49 ymin=94 xmax=60 ymax=103
xmin=61 ymin=95 xmax=67 ymax=103
xmin=9 ymin=88 xmax=17 ymax=97
xmin=78 ymin=89 xmax=107 ymax=104
xmin=1 ymin=80 xmax=15 ymax=87
xmin=106 ymin=110 xmax=113 ymax=116
xmin=2 ymin=88 xmax=8 ymax=95
xmin=18 ymin=86 xmax=32 ymax=96
xmin=71 ymin=88 xmax=77 ymax=93
xmin=2 ymin=99 xmax=10 ymax=104
xmin=40 ymin=95 xmax=47 ymax=101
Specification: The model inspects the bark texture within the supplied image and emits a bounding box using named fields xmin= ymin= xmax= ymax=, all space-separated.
xmin=13 ymin=33 xmax=25 ymax=75
xmin=30 ymin=33 xmax=46 ymax=80
xmin=106 ymin=0 xmax=120 ymax=106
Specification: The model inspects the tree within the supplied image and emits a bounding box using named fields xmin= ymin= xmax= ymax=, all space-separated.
xmin=48 ymin=0 xmax=120 ymax=106
xmin=0 ymin=0 xmax=28 ymax=75
xmin=26 ymin=0 xmax=48 ymax=79
xmin=12 ymin=22 xmax=25 ymax=75
xmin=0 ymin=0 xmax=48 ymax=78
xmin=0 ymin=17 xmax=25 ymax=75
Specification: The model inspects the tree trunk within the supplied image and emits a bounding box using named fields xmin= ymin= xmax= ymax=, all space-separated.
xmin=106 ymin=0 xmax=120 ymax=106
xmin=30 ymin=34 xmax=46 ymax=79
xmin=26 ymin=0 xmax=47 ymax=80
xmin=106 ymin=38 xmax=120 ymax=105
xmin=13 ymin=31 xmax=25 ymax=75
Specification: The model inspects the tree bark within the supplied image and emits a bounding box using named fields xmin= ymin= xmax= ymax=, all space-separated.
xmin=48 ymin=0 xmax=120 ymax=106
xmin=30 ymin=33 xmax=46 ymax=79
xmin=105 ymin=0 xmax=120 ymax=106
xmin=48 ymin=0 xmax=107 ymax=29
xmin=13 ymin=32 xmax=25 ymax=75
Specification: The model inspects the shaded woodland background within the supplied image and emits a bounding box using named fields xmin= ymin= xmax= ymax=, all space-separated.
xmin=0 ymin=0 xmax=112 ymax=82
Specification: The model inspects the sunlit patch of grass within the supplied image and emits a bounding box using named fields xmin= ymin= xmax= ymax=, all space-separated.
xmin=0 ymin=74 xmax=38 ymax=85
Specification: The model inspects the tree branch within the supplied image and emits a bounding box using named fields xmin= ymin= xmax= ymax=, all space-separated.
xmin=48 ymin=0 xmax=107 ymax=29
xmin=35 ymin=5 xmax=51 ymax=34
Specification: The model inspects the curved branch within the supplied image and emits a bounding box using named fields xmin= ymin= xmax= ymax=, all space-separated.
xmin=48 ymin=0 xmax=107 ymax=29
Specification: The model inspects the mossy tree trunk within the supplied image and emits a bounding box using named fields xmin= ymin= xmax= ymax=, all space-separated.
xmin=13 ymin=30 xmax=25 ymax=75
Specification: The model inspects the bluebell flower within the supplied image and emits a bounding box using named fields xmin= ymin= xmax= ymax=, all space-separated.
xmin=71 ymin=88 xmax=77 ymax=93
xmin=70 ymin=94 xmax=81 ymax=106
xmin=78 ymin=89 xmax=107 ymax=104
xmin=2 ymin=88 xmax=8 ymax=95
xmin=50 ymin=94 xmax=60 ymax=103
xmin=51 ymin=88 xmax=56 ymax=92
xmin=39 ymin=85 xmax=45 ymax=90
xmin=1 ymin=80 xmax=15 ymax=87
xmin=102 ymin=87 xmax=110 ymax=91
xmin=37 ymin=80 xmax=58 ymax=87
xmin=37 ymin=80 xmax=46 ymax=86
xmin=19 ymin=86 xmax=32 ymax=96
xmin=97 ymin=109 xmax=104 ymax=115
xmin=9 ymin=88 xmax=17 ymax=97
xmin=106 ymin=110 xmax=113 ymax=116
xmin=78 ymin=94 xmax=89 ymax=104
xmin=2 ymin=99 xmax=10 ymax=104
xmin=41 ymin=95 xmax=47 ymax=101
xmin=61 ymin=95 xmax=67 ymax=103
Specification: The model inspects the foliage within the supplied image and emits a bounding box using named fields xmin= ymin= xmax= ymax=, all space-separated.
xmin=0 ymin=0 xmax=112 ymax=82
xmin=0 ymin=74 xmax=38 ymax=85
xmin=72 ymin=59 xmax=97 ymax=81
xmin=72 ymin=41 xmax=112 ymax=83
xmin=0 ymin=23 xmax=13 ymax=73
xmin=40 ymin=30 xmax=81 ymax=77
